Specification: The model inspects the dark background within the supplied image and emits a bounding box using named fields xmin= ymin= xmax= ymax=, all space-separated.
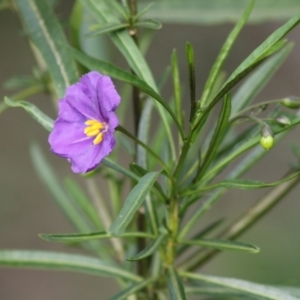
xmin=1 ymin=1 xmax=300 ymax=299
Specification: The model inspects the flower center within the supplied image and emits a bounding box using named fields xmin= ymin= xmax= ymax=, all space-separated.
xmin=84 ymin=119 xmax=107 ymax=145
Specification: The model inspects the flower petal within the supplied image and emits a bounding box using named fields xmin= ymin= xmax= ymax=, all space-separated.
xmin=49 ymin=120 xmax=92 ymax=156
xmin=96 ymin=75 xmax=121 ymax=112
xmin=69 ymin=131 xmax=116 ymax=173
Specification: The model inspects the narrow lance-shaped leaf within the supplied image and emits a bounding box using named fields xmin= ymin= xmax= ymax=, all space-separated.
xmin=15 ymin=0 xmax=78 ymax=97
xmin=178 ymin=238 xmax=259 ymax=253
xmin=29 ymin=143 xmax=105 ymax=257
xmin=102 ymin=157 xmax=139 ymax=181
xmin=65 ymin=178 xmax=104 ymax=230
xmin=109 ymin=172 xmax=161 ymax=236
xmin=141 ymin=0 xmax=300 ymax=25
xmin=193 ymin=13 xmax=300 ymax=132
xmin=127 ymin=232 xmax=167 ymax=261
xmin=171 ymin=49 xmax=183 ymax=127
xmin=186 ymin=42 xmax=196 ymax=121
xmin=0 ymin=250 xmax=141 ymax=282
xmin=40 ymin=231 xmax=154 ymax=242
xmin=180 ymin=272 xmax=300 ymax=300
xmin=200 ymin=0 xmax=255 ymax=107
xmin=4 ymin=97 xmax=54 ymax=131
xmin=195 ymin=93 xmax=231 ymax=181
xmin=168 ymin=267 xmax=187 ymax=300
xmin=110 ymin=277 xmax=157 ymax=300
xmin=88 ymin=23 xmax=129 ymax=36
xmin=231 ymin=43 xmax=293 ymax=115
xmin=136 ymin=19 xmax=162 ymax=30
xmin=183 ymin=170 xmax=300 ymax=196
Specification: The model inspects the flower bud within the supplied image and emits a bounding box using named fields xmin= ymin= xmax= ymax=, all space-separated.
xmin=280 ymin=96 xmax=300 ymax=109
xmin=260 ymin=125 xmax=274 ymax=150
xmin=275 ymin=115 xmax=291 ymax=126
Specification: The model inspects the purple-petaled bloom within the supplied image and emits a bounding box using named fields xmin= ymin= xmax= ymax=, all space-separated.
xmin=49 ymin=71 xmax=120 ymax=173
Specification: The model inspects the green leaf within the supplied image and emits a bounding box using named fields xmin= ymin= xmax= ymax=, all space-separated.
xmin=195 ymin=93 xmax=231 ymax=181
xmin=81 ymin=0 xmax=154 ymax=84
xmin=168 ymin=267 xmax=187 ymax=300
xmin=136 ymin=19 xmax=162 ymax=30
xmin=88 ymin=23 xmax=129 ymax=36
xmin=109 ymin=277 xmax=157 ymax=300
xmin=109 ymin=172 xmax=161 ymax=235
xmin=178 ymin=238 xmax=259 ymax=253
xmin=64 ymin=178 xmax=103 ymax=230
xmin=186 ymin=42 xmax=196 ymax=121
xmin=231 ymin=43 xmax=293 ymax=115
xmin=200 ymin=0 xmax=254 ymax=107
xmin=130 ymin=163 xmax=167 ymax=201
xmin=224 ymin=13 xmax=300 ymax=90
xmin=15 ymin=0 xmax=78 ymax=98
xmin=127 ymin=232 xmax=167 ymax=261
xmin=0 ymin=250 xmax=141 ymax=282
xmin=184 ymin=171 xmax=300 ymax=195
xmin=4 ymin=97 xmax=54 ymax=131
xmin=102 ymin=157 xmax=139 ymax=180
xmin=193 ymin=13 xmax=300 ymax=132
xmin=69 ymin=47 xmax=184 ymax=139
xmin=40 ymin=231 xmax=154 ymax=242
xmin=171 ymin=49 xmax=183 ymax=127
xmin=180 ymin=272 xmax=300 ymax=300
xmin=30 ymin=143 xmax=104 ymax=255
xmin=141 ymin=0 xmax=300 ymax=24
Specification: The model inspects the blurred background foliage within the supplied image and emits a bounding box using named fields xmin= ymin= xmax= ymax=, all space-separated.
xmin=1 ymin=0 xmax=300 ymax=299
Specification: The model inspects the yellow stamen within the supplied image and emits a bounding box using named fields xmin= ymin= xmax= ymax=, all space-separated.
xmin=93 ymin=133 xmax=103 ymax=145
xmin=85 ymin=128 xmax=99 ymax=137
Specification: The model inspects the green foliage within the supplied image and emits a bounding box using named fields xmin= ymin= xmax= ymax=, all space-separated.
xmin=2 ymin=0 xmax=300 ymax=299
xmin=140 ymin=0 xmax=300 ymax=24
xmin=109 ymin=172 xmax=161 ymax=236
xmin=15 ymin=0 xmax=78 ymax=98
xmin=0 ymin=250 xmax=141 ymax=282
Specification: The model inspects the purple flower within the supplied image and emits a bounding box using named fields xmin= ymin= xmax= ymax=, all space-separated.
xmin=49 ymin=71 xmax=120 ymax=173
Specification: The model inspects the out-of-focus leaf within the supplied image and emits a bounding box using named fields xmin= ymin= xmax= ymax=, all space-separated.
xmin=193 ymin=13 xmax=300 ymax=132
xmin=195 ymin=93 xmax=231 ymax=181
xmin=110 ymin=278 xmax=156 ymax=300
xmin=102 ymin=158 xmax=139 ymax=180
xmin=40 ymin=231 xmax=154 ymax=242
xmin=231 ymin=44 xmax=293 ymax=115
xmin=127 ymin=232 xmax=167 ymax=261
xmin=200 ymin=0 xmax=254 ymax=107
xmin=109 ymin=172 xmax=160 ymax=235
xmin=178 ymin=238 xmax=259 ymax=253
xmin=168 ymin=267 xmax=187 ymax=300
xmin=64 ymin=178 xmax=103 ymax=230
xmin=15 ymin=0 xmax=78 ymax=98
xmin=4 ymin=97 xmax=53 ymax=131
xmin=180 ymin=272 xmax=300 ymax=300
xmin=183 ymin=170 xmax=300 ymax=195
xmin=88 ymin=23 xmax=129 ymax=36
xmin=30 ymin=143 xmax=103 ymax=255
xmin=140 ymin=0 xmax=300 ymax=24
xmin=0 ymin=250 xmax=141 ymax=282
xmin=136 ymin=19 xmax=162 ymax=30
